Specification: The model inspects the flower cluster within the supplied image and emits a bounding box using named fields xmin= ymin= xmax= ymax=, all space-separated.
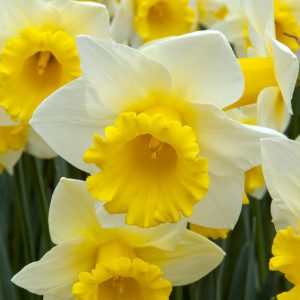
xmin=0 ymin=0 xmax=299 ymax=299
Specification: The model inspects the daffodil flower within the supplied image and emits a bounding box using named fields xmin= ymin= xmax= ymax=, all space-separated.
xmin=12 ymin=178 xmax=225 ymax=300
xmin=261 ymin=137 xmax=300 ymax=299
xmin=212 ymin=0 xmax=300 ymax=56
xmin=0 ymin=0 xmax=110 ymax=123
xmin=197 ymin=0 xmax=228 ymax=27
xmin=111 ymin=0 xmax=197 ymax=45
xmin=31 ymin=31 xmax=282 ymax=229
xmin=210 ymin=0 xmax=251 ymax=57
xmin=0 ymin=0 xmax=110 ymax=163
xmin=226 ymin=0 xmax=299 ymax=133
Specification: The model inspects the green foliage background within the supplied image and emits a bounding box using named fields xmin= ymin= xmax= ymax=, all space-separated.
xmin=1 ymin=87 xmax=299 ymax=300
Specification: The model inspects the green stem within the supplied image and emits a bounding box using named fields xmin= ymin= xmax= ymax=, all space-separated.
xmin=15 ymin=159 xmax=35 ymax=261
xmin=174 ymin=286 xmax=183 ymax=300
xmin=0 ymin=227 xmax=17 ymax=300
xmin=251 ymin=198 xmax=267 ymax=285
xmin=32 ymin=158 xmax=52 ymax=250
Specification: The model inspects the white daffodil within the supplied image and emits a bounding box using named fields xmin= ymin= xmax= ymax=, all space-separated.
xmin=12 ymin=178 xmax=224 ymax=299
xmin=111 ymin=0 xmax=197 ymax=45
xmin=212 ymin=0 xmax=300 ymax=56
xmin=261 ymin=137 xmax=300 ymax=299
xmin=0 ymin=0 xmax=110 ymax=161
xmin=210 ymin=0 xmax=250 ymax=57
xmin=225 ymin=0 xmax=299 ymax=133
xmin=31 ymin=31 xmax=282 ymax=229
xmin=197 ymin=0 xmax=228 ymax=27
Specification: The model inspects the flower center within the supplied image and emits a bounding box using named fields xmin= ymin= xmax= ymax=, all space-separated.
xmin=36 ymin=51 xmax=53 ymax=75
xmin=84 ymin=110 xmax=209 ymax=227
xmin=275 ymin=0 xmax=300 ymax=52
xmin=0 ymin=26 xmax=81 ymax=122
xmin=149 ymin=136 xmax=164 ymax=159
xmin=133 ymin=0 xmax=195 ymax=41
xmin=72 ymin=241 xmax=172 ymax=300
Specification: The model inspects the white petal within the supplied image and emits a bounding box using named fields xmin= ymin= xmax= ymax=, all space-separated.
xmin=193 ymin=103 xmax=284 ymax=176
xmin=110 ymin=0 xmax=133 ymax=43
xmin=0 ymin=0 xmax=60 ymax=47
xmin=31 ymin=78 xmax=103 ymax=173
xmin=261 ymin=138 xmax=300 ymax=231
xmin=210 ymin=15 xmax=245 ymax=45
xmin=12 ymin=239 xmax=97 ymax=298
xmin=137 ymin=230 xmax=225 ymax=286
xmin=49 ymin=0 xmax=111 ymax=39
xmin=141 ymin=31 xmax=244 ymax=108
xmin=0 ymin=150 xmax=23 ymax=175
xmin=26 ymin=127 xmax=56 ymax=159
xmin=49 ymin=178 xmax=101 ymax=244
xmin=95 ymin=202 xmax=187 ymax=251
xmin=95 ymin=202 xmax=127 ymax=228
xmin=76 ymin=36 xmax=172 ymax=118
xmin=188 ymin=169 xmax=244 ymax=229
xmin=271 ymin=38 xmax=299 ymax=114
xmin=257 ymin=87 xmax=291 ymax=132
xmin=241 ymin=0 xmax=274 ymax=38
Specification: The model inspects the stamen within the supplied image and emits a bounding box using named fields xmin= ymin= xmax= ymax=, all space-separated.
xmin=149 ymin=136 xmax=164 ymax=159
xmin=36 ymin=51 xmax=52 ymax=75
xmin=151 ymin=2 xmax=165 ymax=17
xmin=112 ymin=276 xmax=125 ymax=293
xmin=283 ymin=32 xmax=300 ymax=45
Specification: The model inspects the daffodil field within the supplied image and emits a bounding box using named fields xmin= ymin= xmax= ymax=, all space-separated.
xmin=1 ymin=0 xmax=300 ymax=299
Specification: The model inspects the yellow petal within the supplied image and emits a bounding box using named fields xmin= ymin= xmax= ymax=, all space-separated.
xmin=133 ymin=0 xmax=195 ymax=42
xmin=72 ymin=257 xmax=172 ymax=300
xmin=270 ymin=225 xmax=300 ymax=285
xmin=84 ymin=112 xmax=209 ymax=227
xmin=0 ymin=26 xmax=81 ymax=122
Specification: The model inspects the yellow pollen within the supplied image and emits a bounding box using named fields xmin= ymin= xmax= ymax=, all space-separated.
xmin=149 ymin=136 xmax=164 ymax=159
xmin=36 ymin=51 xmax=52 ymax=75
xmin=112 ymin=276 xmax=125 ymax=293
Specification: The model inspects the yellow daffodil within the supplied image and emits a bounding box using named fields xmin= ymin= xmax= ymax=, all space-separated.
xmin=12 ymin=178 xmax=225 ymax=299
xmin=31 ymin=32 xmax=282 ymax=229
xmin=261 ymin=137 xmax=300 ymax=299
xmin=111 ymin=0 xmax=196 ymax=45
xmin=0 ymin=0 xmax=110 ymax=165
xmin=225 ymin=0 xmax=299 ymax=133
